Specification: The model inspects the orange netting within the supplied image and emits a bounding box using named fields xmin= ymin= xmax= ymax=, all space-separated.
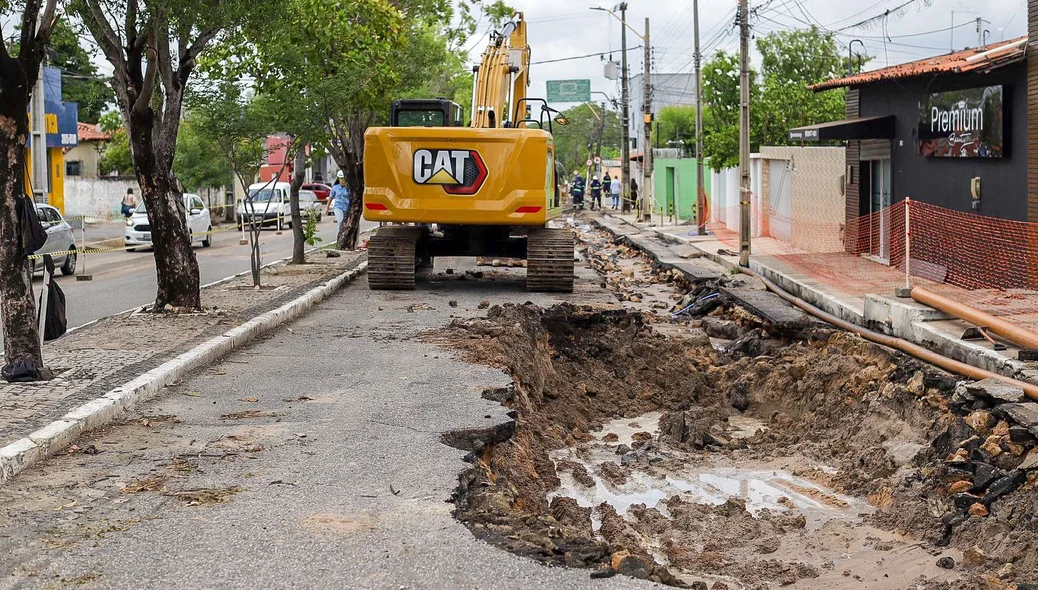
xmin=706 ymin=199 xmax=1038 ymax=333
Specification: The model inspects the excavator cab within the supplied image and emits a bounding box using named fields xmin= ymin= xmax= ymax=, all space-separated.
xmin=391 ymin=99 xmax=464 ymax=128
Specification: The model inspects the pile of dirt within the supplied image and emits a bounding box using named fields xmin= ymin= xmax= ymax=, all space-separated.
xmin=436 ymin=226 xmax=1038 ymax=589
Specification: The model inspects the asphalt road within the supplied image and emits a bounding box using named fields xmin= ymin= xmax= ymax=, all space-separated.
xmin=33 ymin=217 xmax=376 ymax=330
xmin=0 ymin=255 xmax=660 ymax=589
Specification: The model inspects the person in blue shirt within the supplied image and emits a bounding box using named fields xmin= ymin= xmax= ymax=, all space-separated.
xmin=570 ymin=171 xmax=585 ymax=208
xmin=330 ymin=170 xmax=350 ymax=231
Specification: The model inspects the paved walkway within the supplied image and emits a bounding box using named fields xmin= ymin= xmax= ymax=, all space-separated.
xmin=0 ymin=258 xmax=661 ymax=589
xmin=0 ymin=253 xmax=364 ymax=450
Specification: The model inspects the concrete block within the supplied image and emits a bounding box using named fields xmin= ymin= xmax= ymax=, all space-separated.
xmin=27 ymin=420 xmax=84 ymax=457
xmin=0 ymin=438 xmax=42 ymax=483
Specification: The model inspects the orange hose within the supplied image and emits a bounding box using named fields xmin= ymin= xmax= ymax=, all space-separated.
xmin=910 ymin=286 xmax=1038 ymax=351
xmin=736 ymin=268 xmax=1038 ymax=401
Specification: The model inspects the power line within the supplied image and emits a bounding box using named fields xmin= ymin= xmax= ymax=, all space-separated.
xmin=532 ymin=46 xmax=643 ymax=66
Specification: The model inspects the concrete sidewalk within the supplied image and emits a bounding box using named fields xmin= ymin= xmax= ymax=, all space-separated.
xmin=593 ymin=211 xmax=1038 ymax=386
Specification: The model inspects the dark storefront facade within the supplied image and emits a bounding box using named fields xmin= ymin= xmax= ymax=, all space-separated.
xmin=790 ymin=38 xmax=1036 ymax=288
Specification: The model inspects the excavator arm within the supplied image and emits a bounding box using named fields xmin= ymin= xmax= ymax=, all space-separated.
xmin=471 ymin=14 xmax=530 ymax=128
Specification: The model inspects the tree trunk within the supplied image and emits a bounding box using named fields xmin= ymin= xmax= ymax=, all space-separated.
xmin=0 ymin=55 xmax=43 ymax=369
xmin=127 ymin=108 xmax=201 ymax=310
xmin=328 ymin=111 xmax=372 ymax=251
xmin=289 ymin=145 xmax=305 ymax=264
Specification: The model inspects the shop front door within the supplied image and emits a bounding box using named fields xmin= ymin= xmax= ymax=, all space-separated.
xmin=869 ymin=159 xmax=891 ymax=261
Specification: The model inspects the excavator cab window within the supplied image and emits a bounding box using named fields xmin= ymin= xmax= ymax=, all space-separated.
xmin=391 ymin=99 xmax=464 ymax=127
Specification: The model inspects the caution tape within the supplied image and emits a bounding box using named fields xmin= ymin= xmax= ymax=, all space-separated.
xmin=62 ymin=201 xmax=330 ymax=224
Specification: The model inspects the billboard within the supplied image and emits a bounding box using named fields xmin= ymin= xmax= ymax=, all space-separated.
xmin=546 ymin=79 xmax=591 ymax=103
xmin=918 ymin=85 xmax=1003 ymax=158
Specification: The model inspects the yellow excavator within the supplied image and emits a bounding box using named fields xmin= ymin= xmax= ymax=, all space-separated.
xmin=361 ymin=13 xmax=574 ymax=292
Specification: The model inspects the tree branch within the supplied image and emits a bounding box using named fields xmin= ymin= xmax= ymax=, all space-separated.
xmin=134 ymin=46 xmax=158 ymax=114
xmin=36 ymin=0 xmax=59 ymax=44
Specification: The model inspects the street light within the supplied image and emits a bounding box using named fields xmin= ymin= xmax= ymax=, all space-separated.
xmin=590 ymin=6 xmax=645 ymax=40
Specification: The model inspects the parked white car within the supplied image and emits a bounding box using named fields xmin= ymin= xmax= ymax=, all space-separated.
xmin=124 ymin=193 xmax=213 ymax=251
xmin=32 ymin=204 xmax=78 ymax=276
xmin=236 ymin=182 xmax=322 ymax=229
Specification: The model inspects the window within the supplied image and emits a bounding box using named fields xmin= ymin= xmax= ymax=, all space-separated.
xmin=66 ymin=161 xmax=82 ymax=176
xmin=396 ymin=110 xmax=445 ymax=127
xmin=36 ymin=206 xmax=57 ymax=224
xmin=191 ymin=196 xmax=205 ymax=211
xmin=299 ymin=190 xmax=316 ymax=204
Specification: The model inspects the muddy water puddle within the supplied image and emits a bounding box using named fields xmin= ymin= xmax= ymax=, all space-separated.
xmin=550 ymin=414 xmax=961 ymax=588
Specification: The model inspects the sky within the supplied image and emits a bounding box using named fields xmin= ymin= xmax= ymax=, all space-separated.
xmin=471 ymin=0 xmax=1028 ymax=108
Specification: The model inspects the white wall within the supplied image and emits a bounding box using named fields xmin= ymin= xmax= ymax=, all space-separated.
xmin=710 ymin=155 xmax=764 ymax=238
xmin=64 ymin=178 xmax=138 ymax=220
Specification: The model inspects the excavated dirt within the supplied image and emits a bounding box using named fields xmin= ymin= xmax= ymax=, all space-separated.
xmin=433 ymin=225 xmax=1038 ymax=590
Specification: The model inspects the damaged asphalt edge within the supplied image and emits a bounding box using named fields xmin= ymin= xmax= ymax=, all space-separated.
xmin=0 ymin=260 xmax=369 ymax=485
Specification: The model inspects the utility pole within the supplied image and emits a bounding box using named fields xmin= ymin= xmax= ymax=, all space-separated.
xmin=640 ymin=18 xmax=653 ymax=222
xmin=738 ymin=0 xmax=751 ymax=266
xmin=694 ymin=0 xmax=706 ymax=235
xmin=977 ymin=16 xmax=983 ymax=46
xmin=619 ymin=2 xmax=632 ymax=214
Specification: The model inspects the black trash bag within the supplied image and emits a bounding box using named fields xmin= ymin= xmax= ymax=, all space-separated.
xmin=44 ymin=280 xmax=67 ymax=341
xmin=2 ymin=358 xmax=40 ymax=383
xmin=16 ymin=196 xmax=47 ymax=257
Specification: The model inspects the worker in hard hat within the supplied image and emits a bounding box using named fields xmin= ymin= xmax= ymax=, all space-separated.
xmin=330 ymin=170 xmax=350 ymax=231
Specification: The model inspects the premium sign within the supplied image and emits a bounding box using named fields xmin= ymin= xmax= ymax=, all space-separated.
xmin=788 ymin=128 xmax=819 ymax=141
xmin=918 ymin=85 xmax=1004 ymax=158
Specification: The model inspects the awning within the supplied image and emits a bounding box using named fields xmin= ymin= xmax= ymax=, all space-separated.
xmin=788 ymin=115 xmax=895 ymax=142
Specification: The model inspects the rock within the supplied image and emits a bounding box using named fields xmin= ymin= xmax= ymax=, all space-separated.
xmin=966 ymin=410 xmax=994 ymax=435
xmin=983 ymin=469 xmax=1027 ymax=505
xmin=952 ymin=384 xmax=978 ymax=407
xmin=946 ymin=447 xmax=971 ymax=466
xmin=550 ymin=497 xmax=593 ymax=530
xmin=614 ymin=553 xmax=652 ymax=580
xmin=983 ymin=435 xmax=1005 ymax=458
xmin=969 ymin=503 xmax=990 ymax=517
xmin=631 ymin=439 xmax=652 ymax=451
xmin=966 ymin=378 xmax=1029 ymax=404
xmin=690 ymin=582 xmax=708 ymax=590
xmin=1019 ymin=449 xmax=1038 ymax=470
xmin=589 ymin=567 xmax=616 ymax=579
xmin=701 ymin=316 xmax=741 ymax=340
xmin=631 ymin=431 xmax=652 ymax=442
xmin=324 ymin=249 xmax=341 ymax=258
xmin=959 ymin=436 xmax=984 ymax=453
xmin=995 ymin=403 xmax=1038 ymax=436
xmin=730 ymin=383 xmax=750 ymax=412
xmin=615 ymin=444 xmax=631 ymax=455
xmin=602 ymin=433 xmax=619 ymax=443
xmin=1010 ymin=425 xmax=1037 ymax=443
xmin=1007 ymin=442 xmax=1027 ymax=456
xmin=948 ymin=480 xmax=973 ymax=494
xmin=478 ymin=300 xmax=490 ymax=310
xmin=610 ymin=551 xmax=630 ymax=571
xmin=936 ymin=556 xmax=956 ymax=569
xmin=962 ymin=545 xmax=987 ymax=567
xmin=599 ymin=461 xmax=628 ymax=485
xmin=445 ymin=268 xmax=454 ymax=275
xmin=658 ymin=412 xmax=688 ymax=444
xmin=997 ymin=563 xmax=1015 ymax=579
xmin=972 ymin=463 xmax=1004 ymax=493
xmin=953 ymin=493 xmax=983 ymax=511
xmin=1017 ymin=583 xmax=1038 ymax=590
xmin=993 ymin=421 xmax=1011 ymax=437
xmin=448 ymin=300 xmax=458 ymax=308
xmin=972 ymin=447 xmax=995 ymax=465
xmin=620 ymin=453 xmax=638 ymax=466
xmin=711 ymin=583 xmax=731 ymax=590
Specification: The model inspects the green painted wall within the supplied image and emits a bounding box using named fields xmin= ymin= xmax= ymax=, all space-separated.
xmin=652 ymin=158 xmax=711 ymax=221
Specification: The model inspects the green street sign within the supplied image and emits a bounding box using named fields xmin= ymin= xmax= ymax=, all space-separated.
xmin=546 ymin=79 xmax=591 ymax=103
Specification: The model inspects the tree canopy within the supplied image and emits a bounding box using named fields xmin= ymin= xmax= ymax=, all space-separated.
xmin=549 ymin=102 xmax=621 ymax=175
xmin=46 ymin=20 xmax=113 ymax=123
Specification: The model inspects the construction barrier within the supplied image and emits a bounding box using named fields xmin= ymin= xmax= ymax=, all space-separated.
xmin=707 ymin=198 xmax=1038 ymax=332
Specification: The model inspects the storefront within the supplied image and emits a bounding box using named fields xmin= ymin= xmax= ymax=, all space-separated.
xmin=791 ymin=38 xmax=1029 ymax=258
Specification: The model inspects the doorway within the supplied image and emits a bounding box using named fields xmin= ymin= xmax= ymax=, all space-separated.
xmin=863 ymin=159 xmax=891 ymax=262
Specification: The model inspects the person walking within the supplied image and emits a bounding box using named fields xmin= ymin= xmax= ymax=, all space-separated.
xmin=570 ymin=170 xmax=585 ymax=208
xmin=120 ymin=188 xmax=137 ymax=218
xmin=610 ymin=175 xmax=621 ymax=210
xmin=330 ymin=171 xmax=350 ymax=232
xmin=589 ymin=176 xmax=602 ymax=211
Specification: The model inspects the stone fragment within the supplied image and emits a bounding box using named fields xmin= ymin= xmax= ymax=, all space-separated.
xmin=983 ymin=470 xmax=1027 ymax=505
xmin=946 ymin=447 xmax=970 ymax=466
xmin=983 ymin=435 xmax=1004 ymax=458
xmin=968 ymin=503 xmax=990 ymax=517
xmin=953 ymin=493 xmax=983 ymax=510
xmin=948 ymin=480 xmax=973 ymax=494
xmin=614 ymin=444 xmax=631 ymax=455
xmin=965 ymin=378 xmax=1029 ymax=404
xmin=1010 ymin=426 xmax=1036 ymax=443
xmin=962 ymin=546 xmax=987 ymax=567
xmin=995 ymin=403 xmax=1038 ymax=436
xmin=993 ymin=421 xmax=1011 ymax=437
xmin=966 ymin=410 xmax=994 ymax=435
xmin=936 ymin=556 xmax=955 ymax=569
xmin=997 ymin=563 xmax=1015 ymax=579
xmin=1019 ymin=449 xmax=1038 ymax=470
xmin=972 ymin=463 xmax=1003 ymax=493
xmin=602 ymin=433 xmax=619 ymax=443
xmin=478 ymin=300 xmax=490 ymax=310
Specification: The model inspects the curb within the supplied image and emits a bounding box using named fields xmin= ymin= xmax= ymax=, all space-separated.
xmin=0 ymin=260 xmax=368 ymax=485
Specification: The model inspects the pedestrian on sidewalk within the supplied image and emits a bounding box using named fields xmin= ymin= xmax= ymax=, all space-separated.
xmin=330 ymin=171 xmax=350 ymax=232
xmin=610 ymin=176 xmax=621 ymax=210
xmin=589 ymin=176 xmax=602 ymax=211
xmin=121 ymin=188 xmax=137 ymax=218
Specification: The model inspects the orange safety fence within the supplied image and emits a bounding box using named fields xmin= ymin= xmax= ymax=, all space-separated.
xmin=706 ymin=199 xmax=1038 ymax=334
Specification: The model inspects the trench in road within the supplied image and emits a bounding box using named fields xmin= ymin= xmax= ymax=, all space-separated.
xmin=8 ymin=218 xmax=377 ymax=338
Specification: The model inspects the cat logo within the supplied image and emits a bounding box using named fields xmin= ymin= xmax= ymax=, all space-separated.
xmin=412 ymin=149 xmax=488 ymax=196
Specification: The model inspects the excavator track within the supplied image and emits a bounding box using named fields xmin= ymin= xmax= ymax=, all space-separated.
xmin=368 ymin=226 xmax=424 ymax=290
xmin=526 ymin=227 xmax=575 ymax=293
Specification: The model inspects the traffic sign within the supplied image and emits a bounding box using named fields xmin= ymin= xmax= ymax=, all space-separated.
xmin=593 ymin=156 xmax=601 ymax=165
xmin=546 ymin=79 xmax=591 ymax=103
xmin=586 ymin=159 xmax=592 ymax=166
